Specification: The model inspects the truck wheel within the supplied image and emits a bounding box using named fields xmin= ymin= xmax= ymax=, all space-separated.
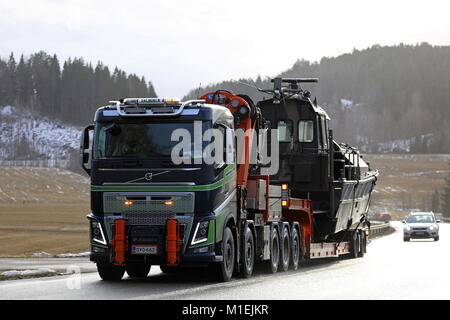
xmin=160 ymin=265 xmax=181 ymax=273
xmin=97 ymin=264 xmax=125 ymax=281
xmin=126 ymin=264 xmax=151 ymax=278
xmin=240 ymin=227 xmax=255 ymax=278
xmin=267 ymin=227 xmax=279 ymax=273
xmin=280 ymin=227 xmax=290 ymax=272
xmin=290 ymin=228 xmax=300 ymax=271
xmin=218 ymin=227 xmax=235 ymax=282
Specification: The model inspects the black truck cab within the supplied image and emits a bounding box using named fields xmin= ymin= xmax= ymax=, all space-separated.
xmin=80 ymin=98 xmax=237 ymax=267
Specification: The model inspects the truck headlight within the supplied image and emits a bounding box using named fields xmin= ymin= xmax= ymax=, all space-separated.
xmin=191 ymin=221 xmax=210 ymax=245
xmin=91 ymin=220 xmax=107 ymax=245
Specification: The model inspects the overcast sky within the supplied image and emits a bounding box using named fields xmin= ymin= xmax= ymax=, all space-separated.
xmin=1 ymin=0 xmax=450 ymax=98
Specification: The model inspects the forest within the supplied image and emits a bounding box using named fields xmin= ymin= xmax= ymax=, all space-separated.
xmin=184 ymin=43 xmax=450 ymax=153
xmin=1 ymin=43 xmax=449 ymax=153
xmin=0 ymin=51 xmax=157 ymax=126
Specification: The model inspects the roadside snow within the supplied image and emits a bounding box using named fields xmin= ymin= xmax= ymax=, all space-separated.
xmin=1 ymin=268 xmax=56 ymax=277
xmin=54 ymin=252 xmax=90 ymax=258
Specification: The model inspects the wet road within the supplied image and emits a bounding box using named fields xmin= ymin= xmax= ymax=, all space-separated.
xmin=1 ymin=222 xmax=449 ymax=300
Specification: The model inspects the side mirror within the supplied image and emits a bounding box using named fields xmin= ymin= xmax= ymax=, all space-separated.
xmin=83 ymin=152 xmax=89 ymax=164
xmin=80 ymin=125 xmax=94 ymax=175
xmin=436 ymin=219 xmax=441 ymax=223
xmin=402 ymin=220 xmax=405 ymax=224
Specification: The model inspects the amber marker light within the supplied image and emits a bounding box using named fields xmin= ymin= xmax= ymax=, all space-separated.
xmin=165 ymin=200 xmax=174 ymax=206
xmin=124 ymin=200 xmax=133 ymax=206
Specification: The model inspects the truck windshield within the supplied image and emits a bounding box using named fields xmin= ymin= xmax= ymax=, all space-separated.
xmin=93 ymin=121 xmax=210 ymax=160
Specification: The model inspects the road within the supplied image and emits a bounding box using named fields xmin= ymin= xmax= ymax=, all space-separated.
xmin=1 ymin=221 xmax=449 ymax=300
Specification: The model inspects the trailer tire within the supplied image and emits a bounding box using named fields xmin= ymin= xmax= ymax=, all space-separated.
xmin=267 ymin=227 xmax=280 ymax=273
xmin=126 ymin=264 xmax=151 ymax=278
xmin=290 ymin=228 xmax=300 ymax=271
xmin=280 ymin=227 xmax=290 ymax=272
xmin=240 ymin=227 xmax=255 ymax=278
xmin=97 ymin=264 xmax=125 ymax=281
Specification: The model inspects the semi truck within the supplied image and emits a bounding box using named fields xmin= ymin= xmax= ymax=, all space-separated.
xmin=79 ymin=78 xmax=378 ymax=281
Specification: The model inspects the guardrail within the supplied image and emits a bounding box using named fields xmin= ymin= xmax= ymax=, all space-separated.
xmin=369 ymin=220 xmax=391 ymax=237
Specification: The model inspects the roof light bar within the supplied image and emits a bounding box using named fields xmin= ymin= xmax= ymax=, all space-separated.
xmin=110 ymin=99 xmax=205 ymax=118
xmin=123 ymin=98 xmax=180 ymax=105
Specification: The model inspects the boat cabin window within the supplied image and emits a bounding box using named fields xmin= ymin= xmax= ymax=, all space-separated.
xmin=298 ymin=120 xmax=314 ymax=143
xmin=277 ymin=120 xmax=293 ymax=142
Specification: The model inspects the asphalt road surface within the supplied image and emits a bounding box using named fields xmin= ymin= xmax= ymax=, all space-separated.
xmin=1 ymin=221 xmax=449 ymax=300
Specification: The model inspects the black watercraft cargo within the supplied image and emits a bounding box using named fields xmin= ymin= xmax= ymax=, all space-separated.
xmin=257 ymin=77 xmax=379 ymax=241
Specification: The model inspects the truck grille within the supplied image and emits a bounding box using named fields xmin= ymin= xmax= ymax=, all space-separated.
xmin=103 ymin=192 xmax=194 ymax=225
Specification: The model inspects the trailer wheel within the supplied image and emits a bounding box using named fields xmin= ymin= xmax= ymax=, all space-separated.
xmin=126 ymin=264 xmax=151 ymax=278
xmin=280 ymin=227 xmax=290 ymax=272
xmin=290 ymin=228 xmax=300 ymax=271
xmin=240 ymin=227 xmax=255 ymax=278
xmin=267 ymin=227 xmax=279 ymax=273
xmin=97 ymin=264 xmax=125 ymax=281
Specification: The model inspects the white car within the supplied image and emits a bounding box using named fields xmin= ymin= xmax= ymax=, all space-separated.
xmin=403 ymin=212 xmax=440 ymax=241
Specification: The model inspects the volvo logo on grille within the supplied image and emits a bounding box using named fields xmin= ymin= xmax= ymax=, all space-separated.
xmin=144 ymin=172 xmax=153 ymax=181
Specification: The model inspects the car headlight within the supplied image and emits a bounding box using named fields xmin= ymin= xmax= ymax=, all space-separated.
xmin=404 ymin=225 xmax=411 ymax=231
xmin=191 ymin=221 xmax=210 ymax=245
xmin=429 ymin=225 xmax=437 ymax=231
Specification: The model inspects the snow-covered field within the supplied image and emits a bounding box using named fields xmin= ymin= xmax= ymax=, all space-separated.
xmin=0 ymin=105 xmax=82 ymax=166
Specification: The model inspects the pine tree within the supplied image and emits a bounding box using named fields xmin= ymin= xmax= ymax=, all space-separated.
xmin=5 ymin=52 xmax=17 ymax=105
xmin=16 ymin=54 xmax=33 ymax=108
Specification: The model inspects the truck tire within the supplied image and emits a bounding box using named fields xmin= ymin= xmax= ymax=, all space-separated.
xmin=267 ymin=227 xmax=280 ymax=273
xmin=290 ymin=228 xmax=300 ymax=271
xmin=240 ymin=227 xmax=255 ymax=278
xmin=216 ymin=227 xmax=235 ymax=282
xmin=126 ymin=264 xmax=151 ymax=278
xmin=97 ymin=264 xmax=125 ymax=281
xmin=160 ymin=265 xmax=181 ymax=273
xmin=280 ymin=227 xmax=290 ymax=272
